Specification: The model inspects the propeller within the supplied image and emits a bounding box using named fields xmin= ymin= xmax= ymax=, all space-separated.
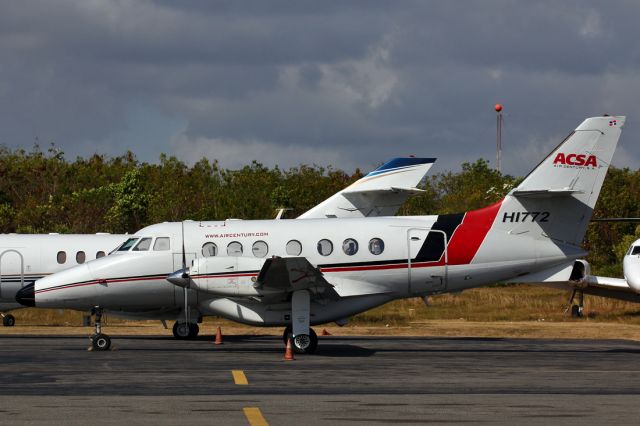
xmin=166 ymin=222 xmax=191 ymax=287
xmin=166 ymin=221 xmax=191 ymax=327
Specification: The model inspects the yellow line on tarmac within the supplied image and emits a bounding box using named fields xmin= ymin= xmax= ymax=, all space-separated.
xmin=232 ymin=370 xmax=249 ymax=385
xmin=243 ymin=407 xmax=268 ymax=426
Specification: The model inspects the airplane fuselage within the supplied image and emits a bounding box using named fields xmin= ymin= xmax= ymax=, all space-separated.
xmin=33 ymin=204 xmax=584 ymax=326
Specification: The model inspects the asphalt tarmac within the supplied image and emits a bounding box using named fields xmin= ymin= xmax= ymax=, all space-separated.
xmin=1 ymin=333 xmax=640 ymax=425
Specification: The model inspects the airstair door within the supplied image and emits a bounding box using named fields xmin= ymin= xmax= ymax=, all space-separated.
xmin=407 ymin=228 xmax=447 ymax=295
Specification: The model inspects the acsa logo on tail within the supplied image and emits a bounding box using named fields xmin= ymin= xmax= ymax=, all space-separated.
xmin=553 ymin=153 xmax=597 ymax=168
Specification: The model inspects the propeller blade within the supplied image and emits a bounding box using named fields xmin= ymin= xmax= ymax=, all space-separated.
xmin=180 ymin=221 xmax=190 ymax=326
xmin=181 ymin=221 xmax=187 ymax=270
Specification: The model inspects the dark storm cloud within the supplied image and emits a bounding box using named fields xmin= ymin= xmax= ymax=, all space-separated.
xmin=0 ymin=1 xmax=639 ymax=174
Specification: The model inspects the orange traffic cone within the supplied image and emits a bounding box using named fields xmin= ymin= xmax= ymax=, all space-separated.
xmin=214 ymin=326 xmax=223 ymax=345
xmin=321 ymin=328 xmax=331 ymax=336
xmin=283 ymin=338 xmax=295 ymax=361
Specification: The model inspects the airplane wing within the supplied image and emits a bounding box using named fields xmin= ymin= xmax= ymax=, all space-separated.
xmin=543 ymin=276 xmax=640 ymax=303
xmin=255 ymin=257 xmax=340 ymax=301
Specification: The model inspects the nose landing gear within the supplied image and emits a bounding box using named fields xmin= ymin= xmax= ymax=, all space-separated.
xmin=1 ymin=313 xmax=15 ymax=327
xmin=89 ymin=307 xmax=111 ymax=351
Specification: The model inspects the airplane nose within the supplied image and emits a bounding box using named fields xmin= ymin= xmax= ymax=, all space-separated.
xmin=16 ymin=283 xmax=35 ymax=307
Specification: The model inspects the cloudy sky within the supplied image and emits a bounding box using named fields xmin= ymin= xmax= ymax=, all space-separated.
xmin=1 ymin=1 xmax=638 ymax=175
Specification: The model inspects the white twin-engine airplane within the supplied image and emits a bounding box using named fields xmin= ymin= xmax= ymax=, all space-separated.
xmin=2 ymin=157 xmax=435 ymax=329
xmin=20 ymin=116 xmax=625 ymax=353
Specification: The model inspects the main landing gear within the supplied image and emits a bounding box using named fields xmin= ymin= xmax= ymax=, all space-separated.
xmin=172 ymin=321 xmax=199 ymax=339
xmin=567 ymin=289 xmax=585 ymax=318
xmin=1 ymin=313 xmax=15 ymax=327
xmin=282 ymin=289 xmax=319 ymax=354
xmin=89 ymin=307 xmax=111 ymax=351
xmin=283 ymin=326 xmax=318 ymax=354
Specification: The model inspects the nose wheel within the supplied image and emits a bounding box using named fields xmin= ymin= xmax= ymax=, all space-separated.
xmin=89 ymin=307 xmax=111 ymax=351
xmin=2 ymin=314 xmax=15 ymax=327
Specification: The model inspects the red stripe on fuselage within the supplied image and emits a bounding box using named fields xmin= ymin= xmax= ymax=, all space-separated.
xmin=446 ymin=200 xmax=502 ymax=265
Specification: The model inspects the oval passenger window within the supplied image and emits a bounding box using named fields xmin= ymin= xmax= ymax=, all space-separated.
xmin=286 ymin=240 xmax=302 ymax=256
xmin=317 ymin=239 xmax=333 ymax=256
xmin=76 ymin=251 xmax=86 ymax=264
xmin=227 ymin=241 xmax=243 ymax=256
xmin=342 ymin=238 xmax=358 ymax=256
xmin=202 ymin=242 xmax=218 ymax=257
xmin=252 ymin=241 xmax=268 ymax=258
xmin=57 ymin=251 xmax=66 ymax=264
xmin=368 ymin=238 xmax=385 ymax=255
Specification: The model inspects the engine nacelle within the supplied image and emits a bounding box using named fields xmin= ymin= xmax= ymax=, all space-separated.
xmin=189 ymin=256 xmax=267 ymax=296
xmin=569 ymin=259 xmax=591 ymax=285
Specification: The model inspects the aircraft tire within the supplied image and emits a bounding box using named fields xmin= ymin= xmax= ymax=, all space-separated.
xmin=172 ymin=321 xmax=191 ymax=339
xmin=188 ymin=323 xmax=200 ymax=338
xmin=3 ymin=314 xmax=15 ymax=327
xmin=570 ymin=305 xmax=582 ymax=318
xmin=282 ymin=326 xmax=292 ymax=345
xmin=284 ymin=327 xmax=318 ymax=354
xmin=92 ymin=333 xmax=111 ymax=351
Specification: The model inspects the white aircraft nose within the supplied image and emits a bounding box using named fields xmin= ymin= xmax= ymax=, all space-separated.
xmin=623 ymin=255 xmax=640 ymax=293
xmin=34 ymin=264 xmax=95 ymax=308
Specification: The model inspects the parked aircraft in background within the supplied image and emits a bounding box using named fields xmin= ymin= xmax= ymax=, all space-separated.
xmin=23 ymin=116 xmax=624 ymax=352
xmin=0 ymin=233 xmax=127 ymax=325
xmin=2 ymin=157 xmax=435 ymax=330
xmin=547 ymin=238 xmax=640 ymax=316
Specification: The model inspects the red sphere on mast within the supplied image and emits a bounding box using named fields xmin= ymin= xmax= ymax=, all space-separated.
xmin=494 ymin=103 xmax=503 ymax=113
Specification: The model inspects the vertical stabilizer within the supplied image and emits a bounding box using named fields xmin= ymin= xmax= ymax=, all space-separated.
xmin=298 ymin=157 xmax=436 ymax=219
xmin=499 ymin=115 xmax=625 ymax=246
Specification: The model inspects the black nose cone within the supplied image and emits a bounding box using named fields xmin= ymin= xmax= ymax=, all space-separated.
xmin=16 ymin=283 xmax=35 ymax=307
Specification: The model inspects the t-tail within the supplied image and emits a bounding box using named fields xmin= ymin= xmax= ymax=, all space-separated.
xmin=299 ymin=157 xmax=436 ymax=219
xmin=497 ymin=115 xmax=625 ymax=247
xmin=446 ymin=115 xmax=625 ymax=286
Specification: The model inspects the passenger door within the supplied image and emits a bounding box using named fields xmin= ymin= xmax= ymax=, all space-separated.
xmin=407 ymin=228 xmax=447 ymax=295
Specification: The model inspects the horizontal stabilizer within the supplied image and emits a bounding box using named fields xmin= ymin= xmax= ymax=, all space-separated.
xmin=512 ymin=188 xmax=583 ymax=198
xmin=298 ymin=157 xmax=435 ymax=219
xmin=343 ymin=186 xmax=425 ymax=196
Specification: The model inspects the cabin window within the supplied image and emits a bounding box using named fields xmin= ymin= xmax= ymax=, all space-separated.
xmin=632 ymin=246 xmax=640 ymax=255
xmin=202 ymin=242 xmax=218 ymax=257
xmin=153 ymin=237 xmax=170 ymax=251
xmin=317 ymin=239 xmax=333 ymax=256
xmin=286 ymin=240 xmax=302 ymax=256
xmin=76 ymin=251 xmax=86 ymax=264
xmin=57 ymin=251 xmax=66 ymax=264
xmin=96 ymin=251 xmax=106 ymax=259
xmin=118 ymin=238 xmax=139 ymax=251
xmin=227 ymin=241 xmax=243 ymax=256
xmin=342 ymin=238 xmax=359 ymax=256
xmin=252 ymin=241 xmax=268 ymax=258
xmin=133 ymin=237 xmax=152 ymax=251
xmin=368 ymin=238 xmax=385 ymax=255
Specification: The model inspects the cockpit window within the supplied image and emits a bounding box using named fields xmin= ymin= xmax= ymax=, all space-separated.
xmin=133 ymin=237 xmax=152 ymax=251
xmin=153 ymin=237 xmax=170 ymax=251
xmin=118 ymin=238 xmax=139 ymax=251
xmin=632 ymin=246 xmax=640 ymax=255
